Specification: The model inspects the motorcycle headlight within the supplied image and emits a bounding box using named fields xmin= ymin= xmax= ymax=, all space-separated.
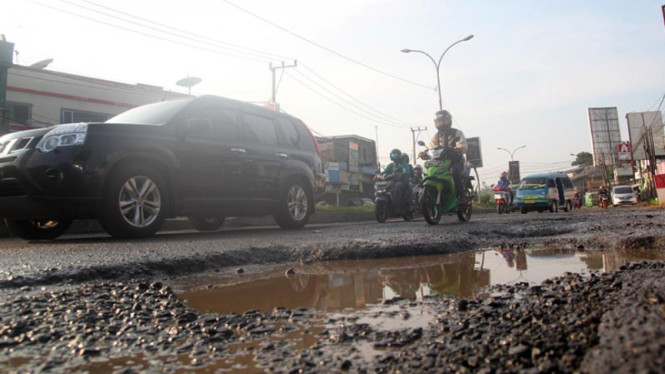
xmin=37 ymin=123 xmax=88 ymax=153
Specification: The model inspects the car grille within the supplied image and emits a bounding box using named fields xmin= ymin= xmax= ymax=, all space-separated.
xmin=0 ymin=178 xmax=28 ymax=197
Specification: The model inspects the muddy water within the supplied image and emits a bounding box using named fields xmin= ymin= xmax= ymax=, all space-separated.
xmin=176 ymin=248 xmax=664 ymax=315
xmin=164 ymin=248 xmax=665 ymax=373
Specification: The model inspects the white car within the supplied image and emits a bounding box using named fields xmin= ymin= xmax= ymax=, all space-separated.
xmin=612 ymin=185 xmax=637 ymax=206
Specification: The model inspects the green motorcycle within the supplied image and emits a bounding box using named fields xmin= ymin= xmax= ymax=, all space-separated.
xmin=417 ymin=140 xmax=474 ymax=225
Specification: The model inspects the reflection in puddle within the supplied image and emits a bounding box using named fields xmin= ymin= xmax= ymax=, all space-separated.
xmin=177 ymin=248 xmax=665 ymax=315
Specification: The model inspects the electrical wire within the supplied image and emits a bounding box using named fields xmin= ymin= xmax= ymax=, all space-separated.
xmin=291 ymin=68 xmax=408 ymax=128
xmin=79 ymin=0 xmax=293 ymax=62
xmin=26 ymin=0 xmax=275 ymax=64
xmin=283 ymin=71 xmax=408 ymax=129
xmin=219 ymin=0 xmax=432 ymax=91
xmin=299 ymin=62 xmax=415 ymax=127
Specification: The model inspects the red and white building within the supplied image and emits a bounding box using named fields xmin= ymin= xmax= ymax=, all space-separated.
xmin=5 ymin=65 xmax=189 ymax=131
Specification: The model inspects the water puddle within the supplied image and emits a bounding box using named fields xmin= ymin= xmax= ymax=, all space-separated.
xmin=176 ymin=248 xmax=665 ymax=315
xmin=167 ymin=247 xmax=665 ymax=373
xmin=5 ymin=249 xmax=662 ymax=374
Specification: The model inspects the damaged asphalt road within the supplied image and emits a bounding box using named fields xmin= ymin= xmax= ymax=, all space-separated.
xmin=1 ymin=208 xmax=663 ymax=289
xmin=1 ymin=207 xmax=665 ymax=373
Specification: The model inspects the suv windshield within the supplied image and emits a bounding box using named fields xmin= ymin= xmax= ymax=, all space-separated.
xmin=613 ymin=186 xmax=633 ymax=194
xmin=106 ymin=98 xmax=194 ymax=125
xmin=518 ymin=178 xmax=547 ymax=190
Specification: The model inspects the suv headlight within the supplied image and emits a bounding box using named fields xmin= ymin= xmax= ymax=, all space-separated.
xmin=37 ymin=123 xmax=88 ymax=153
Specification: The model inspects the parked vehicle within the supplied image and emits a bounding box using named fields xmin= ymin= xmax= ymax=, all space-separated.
xmin=585 ymin=192 xmax=599 ymax=207
xmin=0 ymin=95 xmax=325 ymax=239
xmin=611 ymin=185 xmax=638 ymax=206
xmin=492 ymin=186 xmax=512 ymax=214
xmin=416 ymin=140 xmax=474 ymax=225
xmin=373 ymin=173 xmax=413 ymax=223
xmin=514 ymin=173 xmax=576 ymax=214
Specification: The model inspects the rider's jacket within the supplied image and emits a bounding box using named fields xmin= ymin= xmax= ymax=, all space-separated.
xmin=427 ymin=127 xmax=468 ymax=164
xmin=496 ymin=178 xmax=510 ymax=188
xmin=381 ymin=159 xmax=411 ymax=183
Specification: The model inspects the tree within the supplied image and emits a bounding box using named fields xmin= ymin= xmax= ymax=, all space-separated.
xmin=571 ymin=152 xmax=593 ymax=167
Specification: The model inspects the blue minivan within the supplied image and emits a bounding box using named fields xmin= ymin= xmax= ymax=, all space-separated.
xmin=514 ymin=173 xmax=576 ymax=214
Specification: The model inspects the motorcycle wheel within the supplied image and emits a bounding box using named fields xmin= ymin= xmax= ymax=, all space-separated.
xmin=422 ymin=186 xmax=441 ymax=225
xmin=374 ymin=200 xmax=388 ymax=223
xmin=457 ymin=199 xmax=473 ymax=222
xmin=496 ymin=203 xmax=504 ymax=214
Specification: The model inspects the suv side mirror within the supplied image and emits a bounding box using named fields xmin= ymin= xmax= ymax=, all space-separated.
xmin=180 ymin=118 xmax=211 ymax=137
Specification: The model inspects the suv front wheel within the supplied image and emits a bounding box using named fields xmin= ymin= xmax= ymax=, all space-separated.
xmin=99 ymin=165 xmax=168 ymax=239
xmin=274 ymin=180 xmax=311 ymax=229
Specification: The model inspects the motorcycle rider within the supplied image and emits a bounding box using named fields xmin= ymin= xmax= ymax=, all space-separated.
xmin=375 ymin=149 xmax=410 ymax=212
xmin=413 ymin=164 xmax=424 ymax=187
xmin=419 ymin=110 xmax=468 ymax=203
xmin=598 ymin=185 xmax=609 ymax=206
xmin=496 ymin=171 xmax=512 ymax=205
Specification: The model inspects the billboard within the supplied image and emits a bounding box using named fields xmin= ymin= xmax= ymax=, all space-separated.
xmin=508 ymin=161 xmax=520 ymax=184
xmin=466 ymin=137 xmax=483 ymax=168
xmin=626 ymin=111 xmax=664 ymax=160
xmin=588 ymin=107 xmax=622 ymax=166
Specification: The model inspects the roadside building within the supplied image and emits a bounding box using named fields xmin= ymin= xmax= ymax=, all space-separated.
xmin=317 ymin=135 xmax=377 ymax=206
xmin=5 ymin=64 xmax=188 ymax=131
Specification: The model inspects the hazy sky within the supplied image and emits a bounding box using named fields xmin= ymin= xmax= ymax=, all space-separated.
xmin=3 ymin=0 xmax=665 ymax=184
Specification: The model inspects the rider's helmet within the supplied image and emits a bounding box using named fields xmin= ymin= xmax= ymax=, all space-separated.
xmin=389 ymin=149 xmax=402 ymax=162
xmin=434 ymin=110 xmax=453 ymax=131
xmin=500 ymin=171 xmax=508 ymax=179
xmin=414 ymin=164 xmax=423 ymax=172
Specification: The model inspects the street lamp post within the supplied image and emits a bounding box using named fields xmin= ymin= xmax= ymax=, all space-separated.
xmin=401 ymin=35 xmax=474 ymax=110
xmin=497 ymin=145 xmax=526 ymax=161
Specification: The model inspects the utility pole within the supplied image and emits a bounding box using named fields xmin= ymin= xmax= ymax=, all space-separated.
xmin=0 ymin=35 xmax=14 ymax=136
xmin=410 ymin=127 xmax=427 ymax=164
xmin=269 ymin=60 xmax=297 ymax=111
xmin=375 ymin=125 xmax=380 ymax=170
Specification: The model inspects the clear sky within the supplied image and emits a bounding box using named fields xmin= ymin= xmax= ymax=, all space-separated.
xmin=3 ymin=0 xmax=665 ymax=185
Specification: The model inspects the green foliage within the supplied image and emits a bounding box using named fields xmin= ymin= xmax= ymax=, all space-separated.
xmin=571 ymin=152 xmax=593 ymax=167
xmin=479 ymin=191 xmax=494 ymax=206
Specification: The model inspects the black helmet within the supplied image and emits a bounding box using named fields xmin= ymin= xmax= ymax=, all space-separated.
xmin=434 ymin=110 xmax=452 ymax=131
xmin=414 ymin=164 xmax=423 ymax=171
xmin=389 ymin=149 xmax=402 ymax=162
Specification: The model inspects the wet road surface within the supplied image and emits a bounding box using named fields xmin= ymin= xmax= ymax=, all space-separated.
xmin=1 ymin=206 xmax=665 ymax=373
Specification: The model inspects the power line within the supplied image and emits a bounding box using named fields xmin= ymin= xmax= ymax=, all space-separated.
xmin=299 ymin=62 xmax=415 ymax=127
xmin=79 ymin=0 xmax=294 ymax=62
xmin=219 ymin=0 xmax=432 ymax=91
xmin=292 ymin=68 xmax=408 ymax=128
xmin=283 ymin=71 xmax=408 ymax=129
xmin=27 ymin=0 xmax=275 ymax=64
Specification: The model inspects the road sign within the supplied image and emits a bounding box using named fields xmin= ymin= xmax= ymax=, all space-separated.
xmin=509 ymin=161 xmax=520 ymax=184
xmin=466 ymin=137 xmax=482 ymax=168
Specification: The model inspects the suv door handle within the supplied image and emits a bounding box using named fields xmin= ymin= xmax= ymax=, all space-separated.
xmin=276 ymin=153 xmax=288 ymax=158
xmin=231 ymin=148 xmax=246 ymax=154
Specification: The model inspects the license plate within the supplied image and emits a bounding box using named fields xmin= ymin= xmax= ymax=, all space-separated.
xmin=525 ymin=200 xmax=535 ymax=204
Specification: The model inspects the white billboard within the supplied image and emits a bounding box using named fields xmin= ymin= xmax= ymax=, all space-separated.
xmin=626 ymin=111 xmax=665 ymax=160
xmin=588 ymin=107 xmax=622 ymax=166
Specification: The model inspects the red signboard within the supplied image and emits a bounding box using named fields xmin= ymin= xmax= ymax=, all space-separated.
xmin=617 ymin=142 xmax=632 ymax=161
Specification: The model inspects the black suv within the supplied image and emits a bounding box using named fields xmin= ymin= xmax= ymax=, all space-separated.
xmin=0 ymin=95 xmax=325 ymax=239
